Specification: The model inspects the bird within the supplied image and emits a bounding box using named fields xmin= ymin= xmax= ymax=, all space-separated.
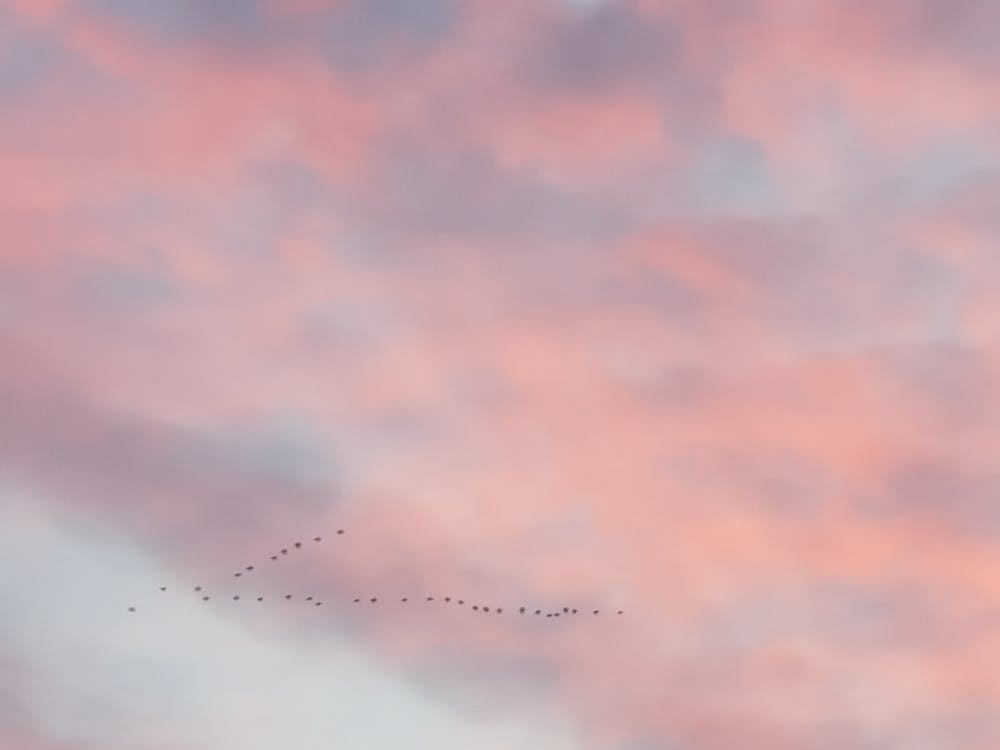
xmin=426 ymin=596 xmax=434 ymax=601
xmin=234 ymin=572 xmax=242 ymax=577
xmin=246 ymin=566 xmax=254 ymax=571
xmin=353 ymin=598 xmax=360 ymax=603
xmin=194 ymin=586 xmax=203 ymax=592
xmin=519 ymin=607 xmax=526 ymax=614
xmin=444 ymin=597 xmax=451 ymax=603
xmin=472 ymin=605 xmax=479 ymax=611
xmin=270 ymin=555 xmax=278 ymax=561
xmin=535 ymin=610 xmax=541 ymax=615
xmin=617 ymin=610 xmax=624 ymax=615
xmin=257 ymin=597 xmax=264 ymax=602
xmin=294 ymin=541 xmax=302 ymax=549
xmin=305 ymin=596 xmax=313 ymax=601
xmin=483 ymin=606 xmax=490 ymax=613
xmin=370 ymin=597 xmax=377 ymax=603
xmin=497 ymin=608 xmax=502 ymax=614
xmin=202 ymin=596 xmax=210 ymax=601
xmin=159 ymin=587 xmax=167 ymax=592
xmin=315 ymin=602 xmax=323 ymax=607
xmin=285 ymin=594 xmax=293 ymax=600
xmin=457 ymin=599 xmax=464 ymax=605
xmin=314 ymin=537 xmax=322 ymax=542
xmin=593 ymin=610 xmax=599 ymax=615
xmin=554 ymin=612 xmax=560 ymax=617
xmin=401 ymin=597 xmax=408 ymax=602
xmin=281 ymin=549 xmax=288 ymax=555
xmin=546 ymin=614 xmax=552 ymax=618
xmin=337 ymin=529 xmax=344 ymax=535
xmin=233 ymin=595 xmax=240 ymax=601
xmin=572 ymin=609 xmax=578 ymax=615
xmin=128 ymin=607 xmax=136 ymax=612
xmin=563 ymin=607 xmax=569 ymax=613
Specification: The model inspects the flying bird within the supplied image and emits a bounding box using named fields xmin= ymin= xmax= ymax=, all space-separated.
xmin=444 ymin=597 xmax=451 ymax=603
xmin=337 ymin=529 xmax=344 ymax=535
xmin=128 ymin=607 xmax=135 ymax=612
xmin=194 ymin=586 xmax=202 ymax=592
xmin=472 ymin=605 xmax=479 ymax=611
xmin=305 ymin=596 xmax=313 ymax=601
xmin=497 ymin=608 xmax=502 ymax=614
xmin=281 ymin=549 xmax=288 ymax=555
xmin=233 ymin=595 xmax=240 ymax=600
xmin=314 ymin=537 xmax=322 ymax=542
xmin=617 ymin=610 xmax=624 ymax=614
xmin=234 ymin=572 xmax=241 ymax=577
xmin=483 ymin=606 xmax=490 ymax=613
xmin=535 ymin=610 xmax=541 ymax=615
xmin=593 ymin=610 xmax=599 ymax=615
xmin=257 ymin=597 xmax=264 ymax=602
xmin=401 ymin=597 xmax=408 ymax=602
xmin=159 ymin=587 xmax=167 ymax=592
xmin=246 ymin=566 xmax=254 ymax=571
xmin=457 ymin=600 xmax=464 ymax=605
xmin=353 ymin=598 xmax=360 ymax=603
xmin=315 ymin=602 xmax=322 ymax=607
xmin=202 ymin=596 xmax=210 ymax=601
xmin=285 ymin=594 xmax=293 ymax=600
xmin=270 ymin=555 xmax=278 ymax=561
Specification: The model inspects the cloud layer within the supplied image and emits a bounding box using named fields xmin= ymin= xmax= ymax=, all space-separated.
xmin=2 ymin=1 xmax=1000 ymax=748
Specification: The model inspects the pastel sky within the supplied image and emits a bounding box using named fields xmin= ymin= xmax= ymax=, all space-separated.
xmin=2 ymin=1 xmax=1000 ymax=748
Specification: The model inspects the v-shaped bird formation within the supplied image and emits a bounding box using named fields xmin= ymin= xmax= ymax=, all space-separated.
xmin=128 ymin=527 xmax=625 ymax=621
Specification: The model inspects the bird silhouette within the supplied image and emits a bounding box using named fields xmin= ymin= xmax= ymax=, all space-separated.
xmin=426 ymin=596 xmax=434 ymax=601
xmin=315 ymin=602 xmax=322 ymax=607
xmin=305 ymin=596 xmax=313 ymax=601
xmin=257 ymin=597 xmax=264 ymax=602
xmin=497 ymin=608 xmax=502 ymax=614
xmin=401 ymin=597 xmax=408 ymax=602
xmin=285 ymin=594 xmax=293 ymax=600
xmin=593 ymin=610 xmax=599 ymax=615
xmin=246 ymin=566 xmax=254 ymax=571
xmin=617 ymin=610 xmax=624 ymax=614
xmin=457 ymin=599 xmax=464 ymax=605
xmin=194 ymin=586 xmax=202 ymax=592
xmin=270 ymin=555 xmax=278 ymax=561
xmin=128 ymin=607 xmax=135 ymax=612
xmin=370 ymin=597 xmax=377 ymax=603
xmin=519 ymin=607 xmax=526 ymax=614
xmin=535 ymin=609 xmax=541 ymax=615
xmin=563 ymin=607 xmax=569 ymax=613
xmin=472 ymin=605 xmax=479 ymax=611
xmin=314 ymin=537 xmax=322 ymax=542
xmin=337 ymin=529 xmax=344 ymax=535
xmin=483 ymin=606 xmax=490 ymax=613
xmin=233 ymin=595 xmax=240 ymax=600
xmin=234 ymin=572 xmax=241 ymax=577
xmin=202 ymin=596 xmax=210 ymax=601
xmin=281 ymin=549 xmax=288 ymax=555
xmin=353 ymin=598 xmax=360 ymax=603
xmin=444 ymin=597 xmax=451 ymax=603
xmin=159 ymin=587 xmax=167 ymax=592
xmin=294 ymin=542 xmax=302 ymax=549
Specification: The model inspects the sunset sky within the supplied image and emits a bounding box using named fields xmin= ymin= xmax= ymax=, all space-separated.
xmin=2 ymin=1 xmax=999 ymax=748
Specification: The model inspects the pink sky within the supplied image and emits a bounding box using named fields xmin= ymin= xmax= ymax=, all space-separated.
xmin=2 ymin=1 xmax=999 ymax=748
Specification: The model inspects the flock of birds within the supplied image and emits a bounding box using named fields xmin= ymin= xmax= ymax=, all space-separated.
xmin=128 ymin=528 xmax=625 ymax=620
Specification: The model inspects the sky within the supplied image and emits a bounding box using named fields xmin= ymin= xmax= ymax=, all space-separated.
xmin=1 ymin=0 xmax=999 ymax=748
